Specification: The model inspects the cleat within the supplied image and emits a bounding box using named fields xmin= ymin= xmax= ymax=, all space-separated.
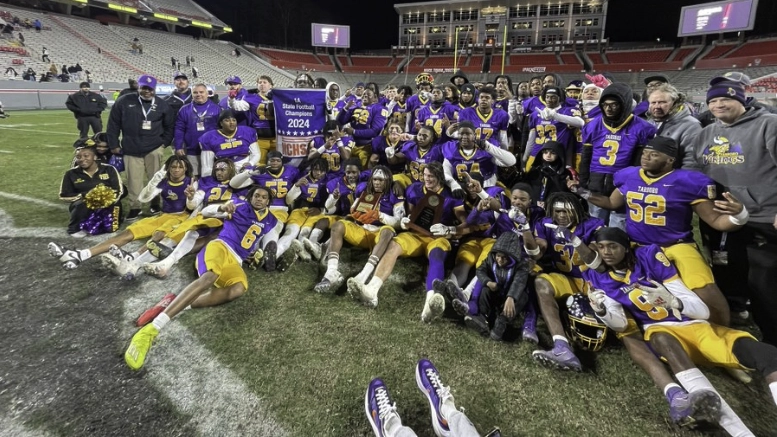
xmin=532 ymin=341 xmax=582 ymax=372
xmin=303 ymin=237 xmax=322 ymax=261
xmin=246 ymin=248 xmax=264 ymax=270
xmin=415 ymin=358 xmax=453 ymax=437
xmin=348 ymin=277 xmax=378 ymax=308
xmin=109 ymin=244 xmax=135 ymax=262
xmin=136 ymin=293 xmax=176 ymax=327
xmin=365 ymin=378 xmax=402 ymax=437
xmin=442 ymin=279 xmax=467 ymax=303
xmin=670 ymin=389 xmax=722 ymax=428
xmin=276 ymin=241 xmax=300 ymax=272
xmin=124 ymin=324 xmax=159 ymax=370
xmin=521 ymin=303 xmax=539 ymax=344
xmin=296 ymin=239 xmax=311 ymax=262
xmin=464 ymin=315 xmax=490 ymax=336
xmin=70 ymin=230 xmax=88 ymax=238
xmin=145 ymin=240 xmax=173 ymax=260
xmin=421 ymin=292 xmax=445 ymax=323
xmin=48 ymin=242 xmax=66 ymax=258
xmin=142 ymin=261 xmax=170 ymax=279
xmin=99 ymin=254 xmax=138 ymax=280
xmin=452 ymin=299 xmax=470 ymax=317
xmin=490 ymin=315 xmax=509 ymax=341
xmin=263 ymin=241 xmax=277 ymax=272
xmin=315 ymin=271 xmax=344 ymax=294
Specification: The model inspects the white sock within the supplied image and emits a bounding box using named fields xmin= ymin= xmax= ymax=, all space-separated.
xmin=160 ymin=237 xmax=176 ymax=247
xmin=152 ymin=312 xmax=170 ymax=331
xmin=324 ymin=253 xmax=339 ymax=279
xmin=298 ymin=227 xmax=311 ymax=239
xmin=168 ymin=231 xmax=198 ymax=264
xmin=770 ymin=382 xmax=777 ymax=406
xmin=309 ymin=228 xmax=323 ymax=244
xmin=356 ymin=255 xmax=378 ymax=283
xmin=552 ymin=335 xmax=569 ymax=344
xmin=366 ymin=277 xmax=384 ymax=294
xmin=675 ymin=368 xmax=754 ymax=437
xmin=136 ymin=251 xmax=158 ymax=263
xmin=462 ymin=277 xmax=477 ymax=300
xmin=79 ymin=249 xmax=92 ymax=260
xmin=447 ymin=410 xmax=478 ymax=437
xmin=663 ymin=383 xmax=682 ymax=396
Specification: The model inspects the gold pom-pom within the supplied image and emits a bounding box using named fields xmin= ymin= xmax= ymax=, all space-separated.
xmin=84 ymin=184 xmax=117 ymax=209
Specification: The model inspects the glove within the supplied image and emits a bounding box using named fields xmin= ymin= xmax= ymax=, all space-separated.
xmin=451 ymin=188 xmax=466 ymax=199
xmin=228 ymin=89 xmax=238 ymax=99
xmin=540 ymin=107 xmax=557 ymax=121
xmin=544 ymin=223 xmax=582 ymax=247
xmin=385 ymin=146 xmax=396 ymax=159
xmin=639 ymin=280 xmax=682 ymax=320
xmin=400 ymin=217 xmax=411 ymax=230
xmin=585 ymin=73 xmax=611 ymax=89
xmin=508 ymin=99 xmax=519 ymax=117
xmin=149 ymin=165 xmax=166 ymax=185
xmin=430 ymin=223 xmax=455 ymax=237
xmin=357 ymin=209 xmax=380 ymax=224
xmin=508 ymin=208 xmax=530 ymax=232
xmin=246 ymin=248 xmax=265 ymax=270
xmin=588 ymin=289 xmax=607 ymax=314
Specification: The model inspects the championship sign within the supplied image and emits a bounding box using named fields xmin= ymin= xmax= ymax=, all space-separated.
xmin=272 ymin=89 xmax=326 ymax=164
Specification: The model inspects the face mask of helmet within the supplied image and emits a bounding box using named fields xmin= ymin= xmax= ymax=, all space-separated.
xmin=564 ymin=293 xmax=609 ymax=352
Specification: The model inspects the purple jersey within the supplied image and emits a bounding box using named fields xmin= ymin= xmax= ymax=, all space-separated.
xmin=442 ymin=141 xmax=498 ymax=181
xmin=310 ymin=135 xmax=354 ymax=175
xmin=326 ymin=176 xmax=358 ymax=215
xmin=218 ymin=89 xmax=260 ymax=127
xmin=400 ymin=142 xmax=444 ymax=183
xmin=174 ymin=101 xmax=220 ymax=155
xmin=457 ymin=107 xmax=509 ymax=144
xmin=615 ymin=167 xmax=717 ymax=246
xmin=495 ymin=97 xmax=510 ymax=112
xmin=158 ymin=176 xmax=192 ymax=214
xmin=389 ymin=101 xmax=410 ymax=129
xmin=217 ymin=201 xmax=279 ymax=262
xmin=253 ymin=166 xmax=301 ymax=208
xmin=406 ymin=93 xmax=431 ymax=134
xmin=353 ymin=183 xmax=403 ymax=226
xmin=522 ymin=96 xmax=546 ymax=116
xmin=527 ymin=106 xmax=582 ymax=158
xmin=371 ymin=136 xmax=406 ymax=174
xmin=253 ymin=93 xmax=274 ymax=134
xmin=454 ymin=101 xmax=476 ymax=120
xmin=416 ymin=103 xmax=457 ymax=139
xmin=534 ymin=216 xmax=604 ymax=278
xmin=582 ymin=115 xmax=656 ymax=175
xmin=199 ymin=126 xmax=257 ymax=162
xmin=488 ymin=199 xmax=545 ymax=241
xmin=337 ymin=103 xmax=389 ymax=145
xmin=199 ymin=176 xmax=240 ymax=206
xmin=299 ymin=174 xmax=328 ymax=207
xmin=463 ymin=186 xmax=506 ymax=237
xmin=405 ymin=182 xmax=464 ymax=226
xmin=582 ymin=244 xmax=688 ymax=327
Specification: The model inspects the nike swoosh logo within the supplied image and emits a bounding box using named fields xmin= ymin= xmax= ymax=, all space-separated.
xmin=663 ymin=184 xmax=674 ymax=187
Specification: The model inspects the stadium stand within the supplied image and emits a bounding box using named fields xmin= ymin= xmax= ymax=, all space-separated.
xmin=724 ymin=38 xmax=777 ymax=58
xmin=148 ymin=0 xmax=226 ymax=26
xmin=605 ymin=49 xmax=672 ymax=64
xmin=559 ymin=53 xmax=581 ymax=66
xmin=701 ymin=43 xmax=739 ymax=59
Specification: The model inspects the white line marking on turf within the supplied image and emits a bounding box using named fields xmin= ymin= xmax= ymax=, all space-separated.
xmin=0 ymin=126 xmax=75 ymax=135
xmin=0 ymin=192 xmax=68 ymax=210
xmin=0 ymin=150 xmax=13 ymax=153
xmin=0 ymin=207 xmax=287 ymax=437
xmin=43 ymin=144 xmax=63 ymax=148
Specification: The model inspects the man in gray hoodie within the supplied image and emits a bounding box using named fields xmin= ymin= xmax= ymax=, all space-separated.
xmin=646 ymin=83 xmax=701 ymax=169
xmin=693 ymin=79 xmax=777 ymax=346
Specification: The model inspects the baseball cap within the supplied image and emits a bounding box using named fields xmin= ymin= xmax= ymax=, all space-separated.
xmin=643 ymin=75 xmax=669 ymax=86
xmin=709 ymin=71 xmax=751 ymax=87
xmin=225 ymin=75 xmax=242 ymax=84
xmin=137 ymin=75 xmax=157 ymax=89
xmin=644 ymin=136 xmax=678 ymax=157
xmin=173 ymin=71 xmax=188 ymax=80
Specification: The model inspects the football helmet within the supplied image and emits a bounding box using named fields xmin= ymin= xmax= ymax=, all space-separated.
xmin=564 ymin=293 xmax=608 ymax=352
xmin=415 ymin=72 xmax=434 ymax=87
xmin=294 ymin=73 xmax=314 ymax=89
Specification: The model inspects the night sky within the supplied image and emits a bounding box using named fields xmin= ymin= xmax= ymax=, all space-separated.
xmin=192 ymin=0 xmax=777 ymax=50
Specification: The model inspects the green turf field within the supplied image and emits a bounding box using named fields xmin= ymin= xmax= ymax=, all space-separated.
xmin=1 ymin=110 xmax=775 ymax=436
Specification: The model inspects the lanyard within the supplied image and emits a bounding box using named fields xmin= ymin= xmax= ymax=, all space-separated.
xmin=138 ymin=97 xmax=155 ymax=120
xmin=192 ymin=101 xmax=213 ymax=120
xmin=173 ymin=92 xmax=191 ymax=105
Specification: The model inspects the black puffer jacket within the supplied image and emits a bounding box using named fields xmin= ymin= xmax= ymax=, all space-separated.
xmin=476 ymin=232 xmax=530 ymax=305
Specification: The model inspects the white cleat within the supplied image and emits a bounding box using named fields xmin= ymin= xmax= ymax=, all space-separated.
xmin=142 ymin=261 xmax=170 ymax=279
xmin=294 ymin=239 xmax=311 ymax=262
xmin=302 ymin=237 xmax=322 ymax=261
xmin=349 ymin=277 xmax=379 ymax=308
xmin=48 ymin=242 xmax=65 ymax=258
xmin=421 ymin=292 xmax=445 ymax=323
xmin=109 ymin=244 xmax=135 ymax=262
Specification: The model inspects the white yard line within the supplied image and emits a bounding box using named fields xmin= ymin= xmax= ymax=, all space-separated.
xmin=0 ymin=192 xmax=68 ymax=210
xmin=0 ymin=150 xmax=13 ymax=153
xmin=0 ymin=126 xmax=75 ymax=135
xmin=0 ymin=207 xmax=287 ymax=437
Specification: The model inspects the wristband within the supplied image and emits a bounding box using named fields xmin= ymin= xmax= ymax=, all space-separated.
xmin=570 ymin=236 xmax=583 ymax=248
xmin=317 ymin=145 xmax=327 ymax=154
xmin=524 ymin=245 xmax=541 ymax=256
xmin=728 ymin=206 xmax=749 ymax=226
xmin=585 ymin=252 xmax=602 ymax=269
xmin=476 ymin=190 xmax=489 ymax=200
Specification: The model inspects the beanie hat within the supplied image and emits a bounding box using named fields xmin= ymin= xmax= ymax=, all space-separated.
xmin=706 ymin=80 xmax=746 ymax=105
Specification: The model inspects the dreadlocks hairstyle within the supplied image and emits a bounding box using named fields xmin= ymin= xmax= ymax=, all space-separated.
xmin=309 ymin=157 xmax=329 ymax=176
xmin=545 ymin=192 xmax=589 ymax=226
xmin=163 ymin=154 xmax=193 ymax=179
xmin=417 ymin=124 xmax=438 ymax=146
xmin=212 ymin=157 xmax=237 ymax=181
xmin=343 ymin=157 xmax=363 ymax=171
xmin=367 ymin=165 xmax=393 ymax=195
xmin=594 ymin=227 xmax=636 ymax=271
xmin=424 ymin=161 xmax=446 ymax=187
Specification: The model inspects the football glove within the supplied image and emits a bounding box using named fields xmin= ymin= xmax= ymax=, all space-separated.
xmin=430 ymin=223 xmax=456 ymax=237
xmin=357 ymin=209 xmax=380 ymax=224
xmin=400 ymin=217 xmax=411 ymax=230
xmin=246 ymin=248 xmax=264 ymax=270
xmin=544 ymin=223 xmax=582 ymax=247
xmin=588 ymin=289 xmax=607 ymax=314
xmin=451 ymin=188 xmax=466 ymax=199
xmin=639 ymin=280 xmax=682 ymax=320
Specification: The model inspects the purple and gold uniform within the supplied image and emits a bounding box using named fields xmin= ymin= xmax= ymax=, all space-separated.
xmin=309 ymin=135 xmax=354 ymax=177
xmin=582 ymin=115 xmax=656 ymax=175
xmin=582 ymin=245 xmax=755 ymax=368
xmin=388 ymin=101 xmax=410 ymax=129
xmin=457 ymin=186 xmax=506 ymax=267
xmin=165 ymin=176 xmax=242 ymax=242
xmin=326 ymin=175 xmax=358 ymax=216
xmin=405 ymin=93 xmax=431 ymax=134
xmin=336 ymin=103 xmax=389 ymax=146
xmin=534 ymin=216 xmax=604 ymax=298
xmin=218 ymin=89 xmax=261 ymax=127
xmin=371 ymin=136 xmax=406 ymax=175
xmin=457 ymin=107 xmax=509 ymax=145
xmin=399 ymin=142 xmax=444 ymax=185
xmin=127 ymin=176 xmax=192 ymax=239
xmin=526 ymin=106 xmax=582 ymax=169
xmin=199 ymin=125 xmax=258 ymax=164
xmin=196 ymin=200 xmax=279 ymax=289
xmin=393 ymin=183 xmax=463 ymax=257
xmin=286 ymin=173 xmax=329 ymax=229
xmin=252 ymin=166 xmax=301 ymax=223
xmin=614 ymin=167 xmax=718 ymax=290
xmin=339 ymin=183 xmax=403 ymax=251
xmin=253 ymin=93 xmax=276 ymax=166
xmin=442 ymin=141 xmax=498 ymax=182
xmin=416 ymin=103 xmax=457 ymax=139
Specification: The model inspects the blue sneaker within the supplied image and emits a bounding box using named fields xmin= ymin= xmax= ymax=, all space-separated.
xmin=365 ymin=378 xmax=401 ymax=437
xmin=670 ymin=389 xmax=722 ymax=428
xmin=415 ymin=358 xmax=452 ymax=437
xmin=532 ymin=340 xmax=582 ymax=372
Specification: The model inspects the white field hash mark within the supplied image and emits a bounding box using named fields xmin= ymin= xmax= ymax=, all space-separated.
xmin=0 ymin=208 xmax=287 ymax=437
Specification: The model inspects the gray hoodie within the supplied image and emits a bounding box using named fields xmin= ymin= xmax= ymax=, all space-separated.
xmin=647 ymin=104 xmax=701 ymax=169
xmin=692 ymin=107 xmax=777 ymax=224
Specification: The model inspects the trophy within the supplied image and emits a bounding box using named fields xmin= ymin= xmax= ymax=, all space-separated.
xmin=350 ymin=191 xmax=383 ymax=223
xmin=407 ymin=191 xmax=444 ymax=236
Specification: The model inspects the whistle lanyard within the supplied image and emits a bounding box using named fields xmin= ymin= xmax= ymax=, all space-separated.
xmin=192 ymin=102 xmax=213 ymax=120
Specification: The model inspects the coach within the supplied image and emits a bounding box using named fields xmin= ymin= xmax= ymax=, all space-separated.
xmin=107 ymin=74 xmax=174 ymax=221
xmin=65 ymin=81 xmax=107 ymax=138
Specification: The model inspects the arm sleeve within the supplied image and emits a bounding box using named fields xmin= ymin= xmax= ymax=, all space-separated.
xmin=496 ymin=130 xmax=510 ymax=150
xmin=443 ymin=158 xmax=462 ymax=191
xmin=486 ymin=142 xmax=517 ymax=167
xmin=285 ymin=184 xmax=301 ymax=205
xmin=598 ymin=296 xmax=629 ymax=331
xmin=138 ymin=181 xmax=163 ymax=203
xmin=229 ymin=170 xmax=254 ymax=189
xmin=324 ymin=194 xmax=337 ymax=214
xmin=247 ymin=143 xmax=261 ymax=167
xmin=523 ymin=130 xmax=536 ymax=163
xmin=553 ymin=113 xmax=585 ymax=128
xmin=187 ymin=190 xmax=205 ymax=210
xmin=201 ymin=203 xmax=229 ymax=218
xmin=378 ymin=203 xmax=406 ymax=229
xmin=58 ymin=172 xmax=80 ymax=202
xmin=664 ymin=278 xmax=711 ymax=320
xmin=200 ymin=150 xmax=215 ymax=177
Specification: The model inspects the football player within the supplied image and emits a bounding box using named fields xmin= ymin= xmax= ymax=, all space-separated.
xmin=415 ymin=85 xmax=456 ymax=140
xmin=523 ymin=86 xmax=584 ymax=171
xmin=453 ymin=86 xmax=510 ymax=151
xmin=198 ymin=109 xmax=260 ymax=177
xmin=369 ymin=122 xmax=406 ymax=175
xmin=391 ymin=125 xmax=444 ymax=187
xmin=280 ymin=158 xmax=330 ymax=264
xmin=442 ymin=121 xmax=516 ymax=195
xmin=405 ymin=73 xmax=433 ymax=134
xmin=338 ymin=88 xmax=389 ymax=168
xmin=308 ymin=120 xmax=353 ymax=179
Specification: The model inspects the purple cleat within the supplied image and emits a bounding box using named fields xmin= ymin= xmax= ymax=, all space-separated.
xmin=415 ymin=358 xmax=452 ymax=437
xmin=532 ymin=340 xmax=582 ymax=372
xmin=365 ymin=378 xmax=402 ymax=437
xmin=669 ymin=389 xmax=722 ymax=428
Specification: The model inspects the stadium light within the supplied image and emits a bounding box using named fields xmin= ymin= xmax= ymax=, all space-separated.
xmin=191 ymin=20 xmax=213 ymax=29
xmin=108 ymin=3 xmax=137 ymax=13
xmin=153 ymin=13 xmax=179 ymax=22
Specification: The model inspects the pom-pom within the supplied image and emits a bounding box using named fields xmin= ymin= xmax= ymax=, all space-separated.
xmin=84 ymin=184 xmax=116 ymax=210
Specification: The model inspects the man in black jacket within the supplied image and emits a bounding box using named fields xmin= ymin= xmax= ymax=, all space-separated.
xmin=163 ymin=71 xmax=191 ymax=122
xmin=66 ymin=82 xmax=107 ymax=138
xmin=107 ymin=75 xmax=174 ymax=221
